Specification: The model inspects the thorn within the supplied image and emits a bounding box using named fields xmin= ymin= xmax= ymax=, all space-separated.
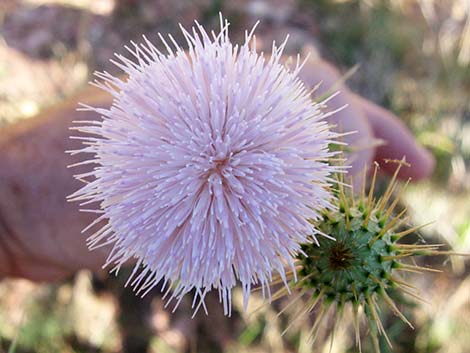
xmin=351 ymin=283 xmax=359 ymax=302
xmin=263 ymin=272 xmax=296 ymax=290
xmin=249 ymin=295 xmax=279 ymax=317
xmin=399 ymin=286 xmax=429 ymax=304
xmin=362 ymin=162 xmax=379 ymax=228
xmin=370 ymin=209 xmax=408 ymax=246
xmin=329 ymin=308 xmax=343 ymax=353
xmin=377 ymin=159 xmax=406 ymax=213
xmin=395 ymin=263 xmax=442 ymax=273
xmin=390 ymin=275 xmax=419 ymax=291
xmin=338 ymin=172 xmax=351 ymax=230
xmin=371 ymin=331 xmax=381 ymax=353
xmin=360 ymin=167 xmax=367 ymax=207
xmin=349 ymin=175 xmax=356 ymax=208
xmin=368 ymin=273 xmax=384 ymax=287
xmin=427 ymin=251 xmax=470 ymax=256
xmin=276 ymin=290 xmax=306 ymax=317
xmin=395 ymin=243 xmax=443 ymax=249
xmin=393 ymin=221 xmax=435 ymax=239
xmin=368 ymin=162 xmax=379 ymax=205
xmin=380 ymin=287 xmax=414 ymax=329
xmin=294 ymin=271 xmax=320 ymax=289
xmin=384 ymin=157 xmax=411 ymax=168
xmin=383 ymin=179 xmax=410 ymax=220
xmin=367 ymin=294 xmax=393 ymax=348
xmin=352 ymin=303 xmax=362 ymax=353
xmin=270 ymin=287 xmax=290 ymax=302
xmin=306 ymin=302 xmax=329 ymax=345
xmin=281 ymin=297 xmax=314 ymax=336
xmin=381 ymin=253 xmax=414 ymax=261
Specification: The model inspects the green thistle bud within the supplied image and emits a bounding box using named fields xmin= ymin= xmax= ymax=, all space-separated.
xmin=273 ymin=161 xmax=456 ymax=353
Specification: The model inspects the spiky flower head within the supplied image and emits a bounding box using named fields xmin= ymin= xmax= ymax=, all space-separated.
xmin=274 ymin=161 xmax=449 ymax=352
xmin=68 ymin=16 xmax=338 ymax=314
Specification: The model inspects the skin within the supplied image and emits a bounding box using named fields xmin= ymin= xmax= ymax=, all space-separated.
xmin=0 ymin=57 xmax=434 ymax=282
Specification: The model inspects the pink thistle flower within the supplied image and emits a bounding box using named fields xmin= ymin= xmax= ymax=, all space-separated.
xmin=69 ymin=16 xmax=338 ymax=315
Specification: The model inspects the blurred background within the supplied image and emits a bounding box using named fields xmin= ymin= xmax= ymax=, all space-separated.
xmin=0 ymin=0 xmax=469 ymax=352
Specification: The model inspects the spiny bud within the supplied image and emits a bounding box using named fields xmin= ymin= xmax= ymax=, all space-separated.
xmin=271 ymin=160 xmax=462 ymax=352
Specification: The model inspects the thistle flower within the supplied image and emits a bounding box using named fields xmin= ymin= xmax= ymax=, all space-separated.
xmin=272 ymin=160 xmax=458 ymax=352
xmin=68 ymin=16 xmax=338 ymax=315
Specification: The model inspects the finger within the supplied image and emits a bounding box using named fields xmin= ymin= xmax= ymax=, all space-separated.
xmin=354 ymin=94 xmax=435 ymax=180
xmin=297 ymin=57 xmax=375 ymax=179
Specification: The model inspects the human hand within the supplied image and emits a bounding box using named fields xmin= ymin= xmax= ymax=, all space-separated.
xmin=0 ymin=87 xmax=112 ymax=281
xmin=0 ymin=57 xmax=434 ymax=282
